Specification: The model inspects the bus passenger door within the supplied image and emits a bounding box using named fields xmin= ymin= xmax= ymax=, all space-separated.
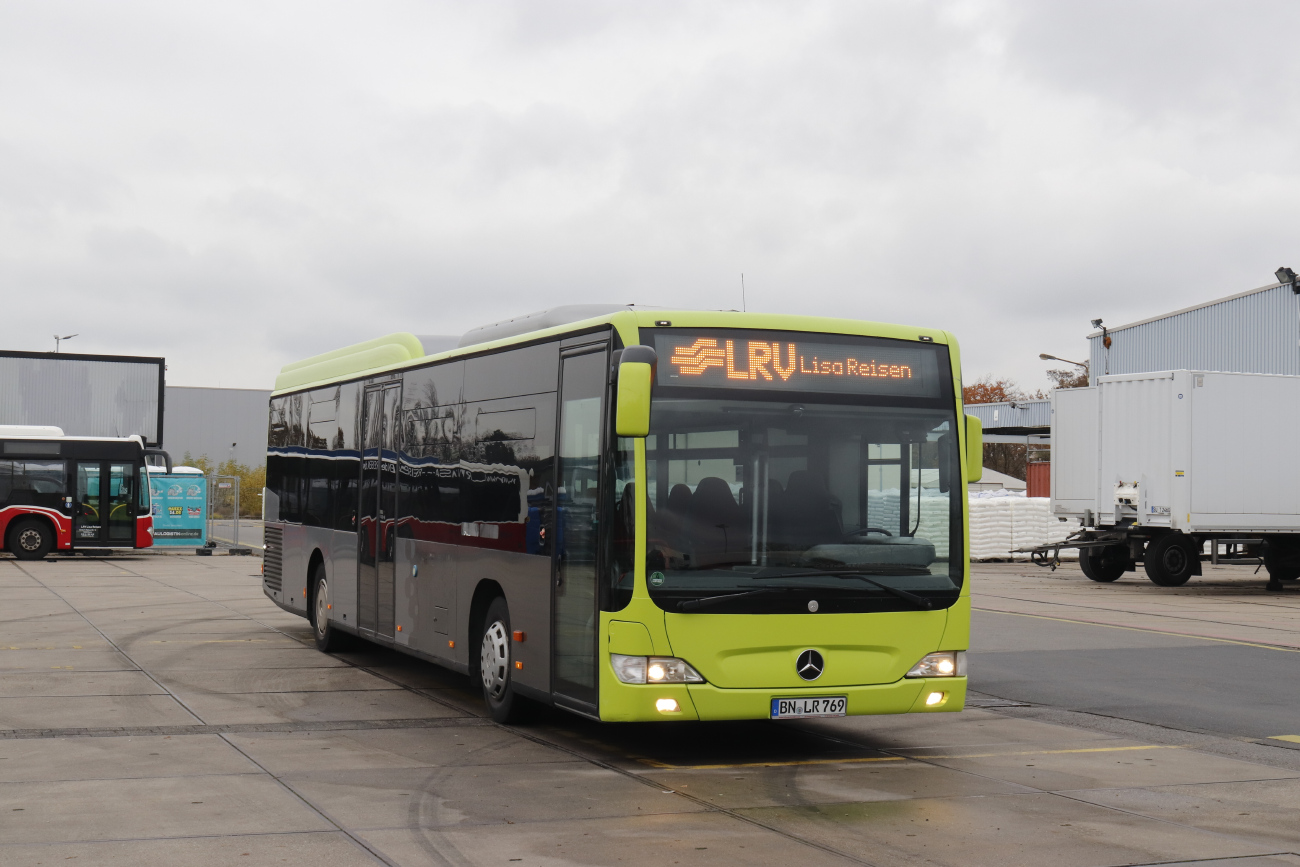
xmin=551 ymin=348 xmax=607 ymax=711
xmin=106 ymin=464 xmax=136 ymax=543
xmin=358 ymin=383 xmax=400 ymax=639
xmin=73 ymin=462 xmax=103 ymax=544
xmin=376 ymin=385 xmax=400 ymax=639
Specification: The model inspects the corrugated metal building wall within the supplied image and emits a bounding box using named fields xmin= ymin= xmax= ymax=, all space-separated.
xmin=164 ymin=386 xmax=270 ymax=468
xmin=963 ymin=399 xmax=1052 ymax=430
xmin=1089 ymin=280 xmax=1300 ymax=381
xmin=0 ymin=351 xmax=164 ymax=445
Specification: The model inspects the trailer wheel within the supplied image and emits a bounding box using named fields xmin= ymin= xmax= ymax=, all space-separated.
xmin=1080 ymin=546 xmax=1127 ymax=582
xmin=1144 ymin=535 xmax=1196 ymax=587
xmin=7 ymin=518 xmax=54 ymax=561
xmin=1262 ymin=538 xmax=1300 ymax=583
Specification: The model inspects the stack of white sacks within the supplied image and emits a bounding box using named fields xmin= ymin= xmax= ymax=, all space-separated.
xmin=861 ymin=489 xmax=1074 ymax=562
xmin=865 ymin=490 xmax=951 ymax=560
xmin=968 ymin=490 xmax=1076 ymax=561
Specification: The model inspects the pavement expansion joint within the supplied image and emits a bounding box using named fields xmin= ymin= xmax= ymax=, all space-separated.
xmin=966 ymin=695 xmax=1032 ymax=708
xmin=0 ymin=716 xmax=492 ymax=739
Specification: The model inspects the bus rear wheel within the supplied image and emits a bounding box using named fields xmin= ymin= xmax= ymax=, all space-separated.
xmin=1080 ymin=546 xmax=1127 ymax=582
xmin=8 ymin=519 xmax=53 ymax=561
xmin=1144 ymin=535 xmax=1197 ymax=587
xmin=478 ymin=597 xmax=528 ymax=724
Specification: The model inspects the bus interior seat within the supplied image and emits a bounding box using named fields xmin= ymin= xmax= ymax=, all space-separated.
xmin=780 ymin=470 xmax=842 ymax=549
xmin=666 ymin=484 xmax=692 ymax=515
xmin=687 ymin=476 xmax=748 ymax=564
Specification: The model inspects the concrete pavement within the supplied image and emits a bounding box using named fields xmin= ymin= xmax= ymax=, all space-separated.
xmin=0 ymin=552 xmax=1298 ymax=866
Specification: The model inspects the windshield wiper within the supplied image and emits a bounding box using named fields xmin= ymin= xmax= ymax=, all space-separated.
xmin=677 ymin=587 xmax=802 ymax=612
xmin=748 ymin=570 xmax=936 ymax=611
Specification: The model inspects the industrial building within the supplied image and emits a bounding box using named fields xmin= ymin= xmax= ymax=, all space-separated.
xmin=962 ymin=399 xmax=1050 ymax=445
xmin=1088 ymin=275 xmax=1300 ymax=381
xmin=163 ymin=386 xmax=270 ymax=468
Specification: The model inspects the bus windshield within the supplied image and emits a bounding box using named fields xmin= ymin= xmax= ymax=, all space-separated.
xmin=643 ymin=396 xmax=962 ymax=614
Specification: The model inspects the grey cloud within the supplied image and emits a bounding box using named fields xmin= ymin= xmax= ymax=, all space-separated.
xmin=1 ymin=0 xmax=1297 ymax=392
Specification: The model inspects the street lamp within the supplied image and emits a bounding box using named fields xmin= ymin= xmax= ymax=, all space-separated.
xmin=53 ymin=334 xmax=78 ymax=352
xmin=1039 ymin=353 xmax=1088 ymax=369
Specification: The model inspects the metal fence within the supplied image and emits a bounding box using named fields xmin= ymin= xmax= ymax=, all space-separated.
xmin=206 ymin=475 xmax=252 ymax=552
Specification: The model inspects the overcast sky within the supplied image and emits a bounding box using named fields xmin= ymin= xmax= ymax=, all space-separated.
xmin=2 ymin=1 xmax=1297 ymax=391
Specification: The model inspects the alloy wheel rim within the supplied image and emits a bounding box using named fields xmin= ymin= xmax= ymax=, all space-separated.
xmin=316 ymin=581 xmax=329 ymax=636
xmin=480 ymin=619 xmax=509 ymax=700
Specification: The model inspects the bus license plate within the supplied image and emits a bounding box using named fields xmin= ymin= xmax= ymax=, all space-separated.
xmin=771 ymin=697 xmax=847 ymax=719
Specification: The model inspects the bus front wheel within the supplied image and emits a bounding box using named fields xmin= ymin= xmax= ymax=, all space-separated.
xmin=8 ymin=518 xmax=53 ymax=561
xmin=478 ymin=597 xmax=528 ymax=724
xmin=312 ymin=564 xmax=348 ymax=653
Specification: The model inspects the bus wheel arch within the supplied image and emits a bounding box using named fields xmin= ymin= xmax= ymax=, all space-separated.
xmin=6 ymin=516 xmax=56 ymax=560
xmin=468 ymin=580 xmax=506 ymax=649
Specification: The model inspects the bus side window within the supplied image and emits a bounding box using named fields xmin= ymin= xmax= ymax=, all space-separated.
xmin=7 ymin=460 xmax=67 ymax=511
xmin=399 ymin=362 xmax=467 ymax=537
xmin=267 ymin=394 xmax=307 ymax=524
xmin=333 ymin=381 xmax=361 ymax=532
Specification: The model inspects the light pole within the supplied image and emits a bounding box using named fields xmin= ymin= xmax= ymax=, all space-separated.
xmin=53 ymin=334 xmax=78 ymax=353
xmin=1038 ymin=353 xmax=1088 ymax=370
xmin=1040 ymin=353 xmax=1090 ymax=393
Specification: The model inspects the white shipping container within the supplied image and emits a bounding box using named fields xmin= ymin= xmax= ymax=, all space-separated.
xmin=1052 ymin=370 xmax=1300 ymax=533
xmin=1049 ymin=386 xmax=1097 ymax=519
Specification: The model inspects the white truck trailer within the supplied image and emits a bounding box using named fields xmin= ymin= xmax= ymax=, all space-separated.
xmin=1046 ymin=370 xmax=1300 ymax=590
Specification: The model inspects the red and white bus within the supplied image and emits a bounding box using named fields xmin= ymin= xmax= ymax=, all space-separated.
xmin=0 ymin=426 xmax=161 ymax=559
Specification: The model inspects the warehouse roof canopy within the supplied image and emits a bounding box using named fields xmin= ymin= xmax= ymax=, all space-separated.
xmin=963 ymin=399 xmax=1050 ymax=432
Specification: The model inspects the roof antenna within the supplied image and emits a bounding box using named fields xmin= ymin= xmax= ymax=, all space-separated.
xmin=741 ymin=273 xmax=747 ymax=312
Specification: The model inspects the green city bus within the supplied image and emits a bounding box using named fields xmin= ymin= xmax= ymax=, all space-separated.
xmin=263 ymin=306 xmax=981 ymax=722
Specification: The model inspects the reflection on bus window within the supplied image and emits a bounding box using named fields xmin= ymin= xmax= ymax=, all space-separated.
xmin=0 ymin=460 xmax=67 ymax=512
xmin=644 ymin=398 xmax=960 ymax=614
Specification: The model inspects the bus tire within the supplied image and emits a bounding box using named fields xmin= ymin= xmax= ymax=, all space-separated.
xmin=8 ymin=518 xmax=54 ymax=561
xmin=1079 ymin=546 xmax=1126 ymax=582
xmin=312 ymin=563 xmax=348 ymax=653
xmin=478 ymin=597 xmax=528 ymax=724
xmin=1144 ymin=535 xmax=1196 ymax=587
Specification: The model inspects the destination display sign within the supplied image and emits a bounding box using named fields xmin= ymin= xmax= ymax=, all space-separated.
xmin=652 ymin=330 xmax=943 ymax=397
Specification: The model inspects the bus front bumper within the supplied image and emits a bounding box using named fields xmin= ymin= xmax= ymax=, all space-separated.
xmin=599 ymin=677 xmax=967 ymax=722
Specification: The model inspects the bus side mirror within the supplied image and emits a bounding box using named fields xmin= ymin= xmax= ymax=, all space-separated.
xmin=965 ymin=415 xmax=983 ymax=483
xmin=615 ymin=346 xmax=657 ymax=437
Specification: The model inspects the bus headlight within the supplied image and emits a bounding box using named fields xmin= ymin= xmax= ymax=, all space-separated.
xmin=611 ymin=654 xmax=705 ymax=684
xmin=905 ymin=651 xmax=966 ymax=678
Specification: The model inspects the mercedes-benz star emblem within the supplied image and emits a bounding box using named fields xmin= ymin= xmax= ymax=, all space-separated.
xmin=796 ymin=649 xmax=824 ymax=681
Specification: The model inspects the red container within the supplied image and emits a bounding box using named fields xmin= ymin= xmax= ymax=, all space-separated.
xmin=1026 ymin=461 xmax=1050 ymax=498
